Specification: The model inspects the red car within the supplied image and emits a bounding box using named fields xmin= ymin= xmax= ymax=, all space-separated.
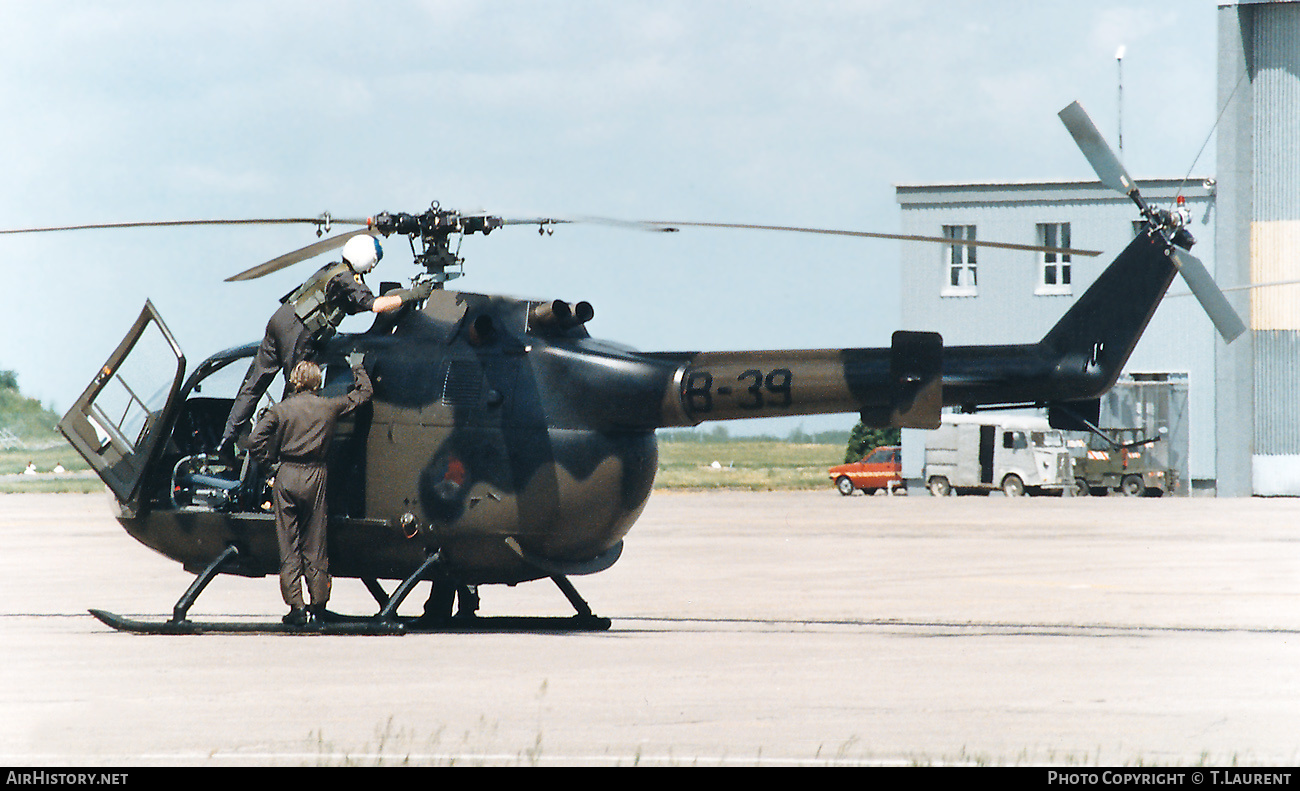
xmin=829 ymin=446 xmax=904 ymax=496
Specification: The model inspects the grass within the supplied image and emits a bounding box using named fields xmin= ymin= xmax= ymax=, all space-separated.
xmin=0 ymin=443 xmax=102 ymax=493
xmin=654 ymin=440 xmax=845 ymax=491
xmin=0 ymin=437 xmax=852 ymax=494
xmin=298 ymin=719 xmax=1255 ymax=766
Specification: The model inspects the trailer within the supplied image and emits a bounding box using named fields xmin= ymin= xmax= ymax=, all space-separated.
xmin=924 ymin=414 xmax=1072 ymax=497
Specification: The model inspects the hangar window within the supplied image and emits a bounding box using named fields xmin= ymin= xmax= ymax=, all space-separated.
xmin=941 ymin=224 xmax=978 ymax=297
xmin=1036 ymin=222 xmax=1072 ymax=296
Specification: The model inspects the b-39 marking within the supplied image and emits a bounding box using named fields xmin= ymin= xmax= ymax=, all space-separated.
xmin=683 ymin=368 xmax=793 ymax=414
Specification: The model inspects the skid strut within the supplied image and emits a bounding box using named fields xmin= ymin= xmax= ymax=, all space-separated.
xmin=172 ymin=545 xmax=240 ymax=624
xmin=551 ymin=575 xmax=595 ymax=619
xmin=377 ymin=552 xmax=444 ymax=624
xmin=375 ymin=553 xmax=481 ymax=627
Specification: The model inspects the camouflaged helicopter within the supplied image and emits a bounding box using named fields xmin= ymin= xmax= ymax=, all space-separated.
xmin=6 ymin=102 xmax=1245 ymax=634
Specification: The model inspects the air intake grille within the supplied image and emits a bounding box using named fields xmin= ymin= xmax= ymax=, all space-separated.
xmin=440 ymin=361 xmax=481 ymax=406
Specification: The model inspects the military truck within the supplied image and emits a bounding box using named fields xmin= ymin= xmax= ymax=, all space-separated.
xmin=1070 ymin=428 xmax=1175 ymax=497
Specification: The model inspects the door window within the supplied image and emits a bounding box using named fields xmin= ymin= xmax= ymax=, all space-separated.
xmin=85 ymin=319 xmax=182 ymax=452
xmin=60 ymin=302 xmax=185 ymax=504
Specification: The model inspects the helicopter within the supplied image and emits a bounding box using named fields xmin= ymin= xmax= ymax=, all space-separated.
xmin=8 ymin=102 xmax=1245 ymax=634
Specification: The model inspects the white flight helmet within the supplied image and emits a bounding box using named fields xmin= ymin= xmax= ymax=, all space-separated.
xmin=342 ymin=234 xmax=383 ymax=274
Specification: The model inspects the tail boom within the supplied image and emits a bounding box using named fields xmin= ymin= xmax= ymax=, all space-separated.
xmin=654 ymin=230 xmax=1179 ymax=428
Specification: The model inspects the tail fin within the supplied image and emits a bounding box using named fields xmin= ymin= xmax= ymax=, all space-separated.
xmin=1038 ymin=228 xmax=1178 ymax=398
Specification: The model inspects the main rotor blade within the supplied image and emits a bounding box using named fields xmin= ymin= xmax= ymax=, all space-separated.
xmin=571 ymin=217 xmax=1103 ymax=257
xmin=1169 ymin=246 xmax=1246 ymax=343
xmin=224 ymin=229 xmax=375 ymax=282
xmin=1222 ymin=278 xmax=1300 ymax=294
xmin=500 ymin=217 xmax=574 ymax=227
xmin=0 ymin=217 xmax=369 ymax=235
xmin=1059 ymin=101 xmax=1139 ymax=201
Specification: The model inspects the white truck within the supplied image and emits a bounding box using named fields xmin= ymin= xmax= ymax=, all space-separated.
xmin=924 ymin=414 xmax=1073 ymax=497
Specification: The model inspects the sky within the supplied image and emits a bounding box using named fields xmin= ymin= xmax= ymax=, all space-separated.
xmin=0 ymin=0 xmax=1220 ymax=435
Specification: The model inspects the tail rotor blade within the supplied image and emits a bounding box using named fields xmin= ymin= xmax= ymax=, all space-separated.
xmin=1059 ymin=101 xmax=1140 ymax=201
xmin=1170 ymin=247 xmax=1247 ymax=343
xmin=225 ymin=229 xmax=375 ymax=282
xmin=1060 ymin=100 xmax=1242 ymax=341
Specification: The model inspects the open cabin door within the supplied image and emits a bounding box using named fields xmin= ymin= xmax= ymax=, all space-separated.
xmin=59 ymin=301 xmax=185 ymax=505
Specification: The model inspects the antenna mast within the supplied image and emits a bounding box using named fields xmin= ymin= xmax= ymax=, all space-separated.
xmin=1115 ymin=45 xmax=1126 ymax=162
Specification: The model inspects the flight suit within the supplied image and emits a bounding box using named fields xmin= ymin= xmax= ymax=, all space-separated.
xmin=221 ymin=263 xmax=378 ymax=448
xmin=248 ymin=362 xmax=374 ymax=612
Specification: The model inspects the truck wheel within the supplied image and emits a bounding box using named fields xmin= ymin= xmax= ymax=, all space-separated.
xmin=836 ymin=476 xmax=855 ymax=496
xmin=1073 ymin=479 xmax=1090 ymax=497
xmin=1121 ymin=475 xmax=1145 ymax=497
xmin=928 ymin=477 xmax=951 ymax=497
xmin=1001 ymin=474 xmax=1025 ymax=497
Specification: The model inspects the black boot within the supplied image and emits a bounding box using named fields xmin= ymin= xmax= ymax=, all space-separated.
xmin=282 ymin=607 xmax=308 ymax=626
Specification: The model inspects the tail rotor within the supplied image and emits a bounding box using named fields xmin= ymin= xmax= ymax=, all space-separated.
xmin=1058 ymin=101 xmax=1245 ymax=343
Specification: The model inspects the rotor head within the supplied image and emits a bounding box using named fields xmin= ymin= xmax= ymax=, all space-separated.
xmin=1058 ymin=100 xmax=1245 ymax=343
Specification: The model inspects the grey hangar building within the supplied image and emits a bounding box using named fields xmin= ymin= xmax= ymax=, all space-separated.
xmin=894 ymin=0 xmax=1300 ymax=497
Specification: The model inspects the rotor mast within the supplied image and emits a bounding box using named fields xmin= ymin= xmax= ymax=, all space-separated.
xmin=370 ymin=203 xmax=506 ymax=287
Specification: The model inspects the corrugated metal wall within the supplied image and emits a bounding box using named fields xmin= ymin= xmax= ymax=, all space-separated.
xmin=1249 ymin=4 xmax=1300 ymax=466
xmin=1217 ymin=1 xmax=1300 ymax=495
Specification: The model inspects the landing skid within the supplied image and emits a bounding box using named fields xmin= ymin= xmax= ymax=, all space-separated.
xmin=87 ymin=608 xmax=610 ymax=635
xmin=88 ymin=608 xmax=405 ymax=635
xmin=88 ymin=544 xmax=612 ymax=635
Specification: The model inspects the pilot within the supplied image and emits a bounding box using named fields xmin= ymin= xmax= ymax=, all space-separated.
xmin=249 ymin=357 xmax=373 ymax=626
xmin=217 ymin=234 xmax=429 ymax=462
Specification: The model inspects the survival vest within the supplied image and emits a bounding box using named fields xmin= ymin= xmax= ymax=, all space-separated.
xmin=280 ymin=261 xmax=355 ymax=338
